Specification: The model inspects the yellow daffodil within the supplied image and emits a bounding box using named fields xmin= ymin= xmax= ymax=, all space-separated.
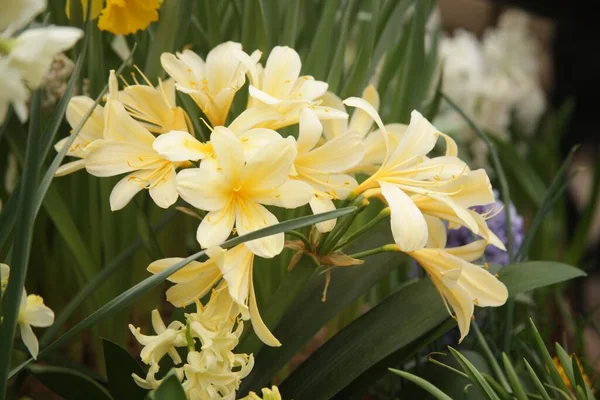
xmin=320 ymin=86 xmax=407 ymax=174
xmin=85 ymin=71 xmax=186 ymax=210
xmin=242 ymin=386 xmax=282 ymax=400
xmin=98 ymin=0 xmax=162 ymax=36
xmin=54 ymin=96 xmax=105 ymax=176
xmin=17 ymin=289 xmax=55 ymax=359
xmin=405 ymin=242 xmax=508 ymax=341
xmin=161 ymin=42 xmax=260 ymax=127
xmin=129 ymin=309 xmax=187 ymax=365
xmin=233 ymin=45 xmax=348 ymax=130
xmin=148 ymin=244 xmax=282 ymax=347
xmin=292 ymin=109 xmax=364 ymax=232
xmin=176 ymin=127 xmax=312 ymax=257
xmin=116 ymin=73 xmax=190 ymax=134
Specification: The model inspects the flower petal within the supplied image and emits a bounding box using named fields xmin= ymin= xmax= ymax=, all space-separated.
xmin=253 ymin=179 xmax=314 ymax=208
xmin=152 ymin=130 xmax=211 ymax=162
xmin=296 ymin=108 xmax=323 ymax=154
xmin=210 ymin=126 xmax=244 ymax=184
xmin=109 ymin=171 xmax=148 ymax=211
xmin=459 ymin=262 xmax=508 ymax=307
xmin=380 ymin=181 xmax=428 ymax=252
xmin=243 ymin=137 xmax=297 ymax=193
xmin=19 ymin=323 xmax=39 ymax=359
xmin=387 ymin=110 xmax=439 ymax=166
xmin=85 ymin=142 xmax=163 ymax=177
xmin=249 ymin=263 xmax=281 ymax=347
xmin=348 ymin=85 xmax=379 ymax=139
xmin=197 ymin=207 xmax=235 ymax=248
xmin=220 ymin=245 xmax=254 ymax=308
xmin=424 ymin=215 xmax=447 ymax=248
xmin=55 ymin=159 xmax=86 ymax=177
xmin=309 ymin=195 xmax=337 ymax=233
xmin=261 ymin=46 xmax=301 ymax=99
xmin=166 ymin=268 xmax=223 ymax=307
xmin=296 ymin=132 xmax=365 ymax=173
xmin=147 ymin=257 xmax=217 ymax=283
xmin=238 ymin=128 xmax=282 ymax=160
xmin=445 ymin=240 xmax=487 ymax=262
xmin=176 ymin=167 xmax=229 ymax=211
xmin=149 ymin=167 xmax=178 ymax=209
xmin=235 ymin=200 xmax=283 ymax=258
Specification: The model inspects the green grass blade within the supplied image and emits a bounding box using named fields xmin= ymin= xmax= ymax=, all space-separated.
xmin=325 ymin=0 xmax=359 ymax=93
xmin=571 ymin=356 xmax=595 ymax=399
xmin=528 ymin=319 xmax=572 ymax=394
xmin=10 ymin=207 xmax=355 ymax=377
xmin=502 ymin=353 xmax=528 ymax=400
xmin=472 ymin=323 xmax=511 ymax=392
xmin=389 ymin=368 xmax=453 ymax=400
xmin=258 ymin=0 xmax=279 ymax=52
xmin=280 ymin=0 xmax=300 ymax=47
xmin=0 ymin=187 xmax=18 ymax=251
xmin=302 ymin=0 xmax=338 ymax=80
xmin=144 ymin=0 xmax=182 ymax=81
xmin=523 ymin=359 xmax=551 ymax=400
xmin=448 ymin=348 xmax=501 ymax=400
xmin=555 ymin=344 xmax=576 ymax=389
xmin=0 ymin=91 xmax=43 ymax=396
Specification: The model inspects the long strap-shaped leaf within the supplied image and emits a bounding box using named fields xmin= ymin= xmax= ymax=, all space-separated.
xmin=9 ymin=207 xmax=355 ymax=379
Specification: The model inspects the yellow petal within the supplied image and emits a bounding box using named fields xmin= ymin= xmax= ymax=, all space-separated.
xmin=147 ymin=257 xmax=217 ymax=283
xmin=424 ymin=215 xmax=447 ymax=248
xmin=459 ymin=262 xmax=508 ymax=307
xmin=261 ymin=46 xmax=301 ymax=99
xmin=387 ymin=110 xmax=439 ymax=167
xmin=55 ymin=159 xmax=86 ymax=177
xmin=109 ymin=171 xmax=148 ymax=211
xmin=85 ymin=141 xmax=163 ymax=177
xmin=296 ymin=108 xmax=323 ymax=154
xmin=176 ymin=167 xmax=229 ymax=211
xmin=220 ymin=245 xmax=254 ymax=308
xmin=19 ymin=323 xmax=39 ymax=359
xmin=235 ymin=200 xmax=283 ymax=258
xmin=309 ymin=195 xmax=337 ymax=233
xmin=348 ymin=85 xmax=379 ymax=139
xmin=153 ymin=130 xmax=210 ymax=162
xmin=249 ymin=263 xmax=281 ymax=347
xmin=210 ymin=127 xmax=244 ymax=185
xmin=297 ymin=132 xmax=365 ymax=173
xmin=243 ymin=137 xmax=297 ymax=193
xmin=343 ymin=96 xmax=388 ymax=160
xmin=197 ymin=207 xmax=235 ymax=248
xmin=445 ymin=240 xmax=487 ymax=262
xmin=238 ymin=128 xmax=281 ymax=160
xmin=166 ymin=269 xmax=222 ymax=307
xmin=319 ymin=92 xmax=347 ymax=141
xmin=380 ymin=182 xmax=428 ymax=252
xmin=253 ymin=180 xmax=314 ymax=209
xmin=148 ymin=167 xmax=178 ymax=209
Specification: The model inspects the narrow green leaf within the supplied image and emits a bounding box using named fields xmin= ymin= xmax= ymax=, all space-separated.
xmin=28 ymin=364 xmax=112 ymax=400
xmin=377 ymin=15 xmax=412 ymax=104
xmin=280 ymin=0 xmax=300 ymax=47
xmin=482 ymin=374 xmax=512 ymax=400
xmin=499 ymin=262 xmax=585 ymax=297
xmin=325 ymin=0 xmax=359 ymax=93
xmin=529 ymin=319 xmax=572 ymax=394
xmin=0 ymin=187 xmax=18 ymax=251
xmin=302 ymin=0 xmax=337 ymax=80
xmin=502 ymin=353 xmax=528 ymax=400
xmin=371 ymin=0 xmax=415 ymax=69
xmin=10 ymin=207 xmax=355 ymax=378
xmin=389 ymin=369 xmax=453 ymax=400
xmin=144 ymin=0 xmax=182 ymax=81
xmin=258 ymin=0 xmax=279 ymax=52
xmin=449 ymin=348 xmax=501 ymax=400
xmin=555 ymin=344 xmax=576 ymax=389
xmin=0 ymin=91 xmax=43 ymax=395
xmin=147 ymin=373 xmax=186 ymax=400
xmin=103 ymin=339 xmax=147 ymax=400
xmin=571 ymin=356 xmax=595 ymax=400
xmin=472 ymin=322 xmax=511 ymax=392
xmin=523 ymin=359 xmax=551 ymax=400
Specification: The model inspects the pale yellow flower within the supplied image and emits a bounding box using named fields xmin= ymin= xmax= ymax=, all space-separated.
xmin=406 ymin=242 xmax=508 ymax=341
xmin=292 ymin=108 xmax=364 ymax=232
xmin=54 ymin=96 xmax=105 ymax=176
xmin=148 ymin=245 xmax=282 ymax=347
xmin=129 ymin=309 xmax=187 ymax=365
xmin=17 ymin=289 xmax=54 ymax=359
xmin=85 ymin=71 xmax=186 ymax=211
xmin=242 ymin=386 xmax=282 ymax=400
xmin=233 ymin=46 xmax=348 ymax=131
xmin=176 ymin=127 xmax=312 ymax=257
xmin=98 ymin=0 xmax=161 ymax=35
xmin=161 ymin=42 xmax=259 ymax=127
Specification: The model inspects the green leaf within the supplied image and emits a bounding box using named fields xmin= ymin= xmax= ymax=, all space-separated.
xmin=0 ymin=91 xmax=43 ymax=395
xmin=523 ymin=359 xmax=551 ymax=400
xmin=555 ymin=344 xmax=576 ymax=389
xmin=325 ymin=0 xmax=359 ymax=93
xmin=389 ymin=369 xmax=453 ymax=400
xmin=146 ymin=373 xmax=186 ymax=400
xmin=528 ymin=319 xmax=572 ymax=395
xmin=571 ymin=356 xmax=595 ymax=400
xmin=10 ymin=207 xmax=355 ymax=378
xmin=278 ymin=277 xmax=449 ymax=400
xmin=258 ymin=0 xmax=279 ymax=52
xmin=499 ymin=261 xmax=586 ymax=297
xmin=280 ymin=0 xmax=300 ymax=47
xmin=144 ymin=0 xmax=182 ymax=81
xmin=28 ymin=364 xmax=113 ymax=400
xmin=103 ymin=339 xmax=147 ymax=400
xmin=501 ymin=353 xmax=528 ymax=400
xmin=449 ymin=348 xmax=501 ymax=400
xmin=472 ymin=323 xmax=511 ymax=392
xmin=302 ymin=0 xmax=338 ymax=80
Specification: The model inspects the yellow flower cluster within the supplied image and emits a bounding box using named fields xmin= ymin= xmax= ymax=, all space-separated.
xmin=55 ymin=40 xmax=509 ymax=396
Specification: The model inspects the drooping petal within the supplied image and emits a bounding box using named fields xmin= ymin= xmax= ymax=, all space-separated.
xmin=152 ymin=131 xmax=211 ymax=162
xmin=348 ymin=85 xmax=379 ymax=139
xmin=147 ymin=257 xmax=217 ymax=283
xmin=176 ymin=167 xmax=230 ymax=211
xmin=319 ymin=92 xmax=347 ymax=141
xmin=55 ymin=159 xmax=86 ymax=177
xmin=220 ymin=245 xmax=254 ymax=309
xmin=249 ymin=262 xmax=281 ymax=347
xmin=380 ymin=182 xmax=428 ymax=252
xmin=148 ymin=167 xmax=178 ymax=209
xmin=19 ymin=323 xmax=39 ymax=359
xmin=343 ymin=96 xmax=388 ymax=158
xmin=197 ymin=207 xmax=235 ymax=248
xmin=109 ymin=171 xmax=149 ymax=211
xmin=459 ymin=262 xmax=508 ymax=307
xmin=424 ymin=215 xmax=447 ymax=248
xmin=309 ymin=195 xmax=337 ymax=233
xmin=439 ymin=283 xmax=474 ymax=342
xmin=296 ymin=108 xmax=323 ymax=154
xmin=235 ymin=200 xmax=283 ymax=258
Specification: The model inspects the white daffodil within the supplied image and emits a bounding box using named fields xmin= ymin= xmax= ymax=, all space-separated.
xmin=0 ymin=59 xmax=29 ymax=123
xmin=292 ymin=109 xmax=364 ymax=232
xmin=129 ymin=309 xmax=187 ymax=365
xmin=161 ymin=42 xmax=259 ymax=127
xmin=85 ymin=72 xmax=187 ymax=210
xmin=176 ymin=127 xmax=312 ymax=257
xmin=233 ymin=45 xmax=348 ymax=130
xmin=148 ymin=245 xmax=282 ymax=347
xmin=117 ymin=74 xmax=190 ymax=134
xmin=54 ymin=96 xmax=104 ymax=176
xmin=406 ymin=243 xmax=508 ymax=341
xmin=17 ymin=289 xmax=54 ymax=359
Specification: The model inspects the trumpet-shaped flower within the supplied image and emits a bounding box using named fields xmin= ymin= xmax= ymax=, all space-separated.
xmin=176 ymin=127 xmax=312 ymax=257
xmin=117 ymin=74 xmax=190 ymax=134
xmin=292 ymin=109 xmax=364 ymax=232
xmin=17 ymin=289 xmax=55 ymax=359
xmin=129 ymin=309 xmax=187 ymax=365
xmin=233 ymin=46 xmax=348 ymax=130
xmin=85 ymin=72 xmax=186 ymax=210
xmin=54 ymin=96 xmax=105 ymax=176
xmin=161 ymin=42 xmax=260 ymax=127
xmin=148 ymin=244 xmax=282 ymax=347
xmin=406 ymin=242 xmax=508 ymax=341
xmin=98 ymin=0 xmax=161 ymax=35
